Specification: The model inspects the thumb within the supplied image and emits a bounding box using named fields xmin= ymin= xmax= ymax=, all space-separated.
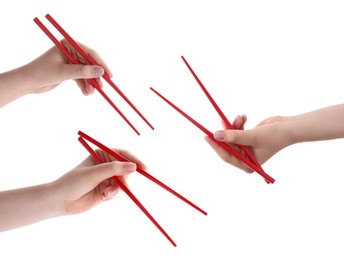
xmin=214 ymin=129 xmax=255 ymax=146
xmin=61 ymin=64 xmax=104 ymax=80
xmin=87 ymin=161 xmax=136 ymax=184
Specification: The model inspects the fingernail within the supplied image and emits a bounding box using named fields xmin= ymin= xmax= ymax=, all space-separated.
xmin=124 ymin=162 xmax=136 ymax=172
xmin=214 ymin=130 xmax=225 ymax=140
xmin=106 ymin=187 xmax=116 ymax=197
xmin=92 ymin=66 xmax=104 ymax=77
xmin=102 ymin=187 xmax=116 ymax=200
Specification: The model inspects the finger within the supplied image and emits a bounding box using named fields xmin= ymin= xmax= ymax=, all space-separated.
xmin=102 ymin=186 xmax=117 ymax=201
xmin=221 ymin=114 xmax=247 ymax=130
xmin=232 ymin=114 xmax=247 ymax=130
xmin=61 ymin=64 xmax=104 ymax=81
xmin=115 ymin=149 xmax=148 ymax=170
xmin=86 ymin=78 xmax=103 ymax=94
xmin=214 ymin=129 xmax=255 ymax=147
xmin=239 ymin=115 xmax=247 ymax=129
xmin=204 ymin=136 xmax=253 ymax=173
xmin=87 ymin=161 xmax=136 ymax=185
xmin=75 ymin=77 xmax=103 ymax=95
xmin=75 ymin=79 xmax=88 ymax=95
xmin=85 ymin=82 xmax=95 ymax=95
xmin=102 ymin=174 xmax=130 ymax=200
xmin=110 ymin=175 xmax=128 ymax=186
xmin=77 ymin=42 xmax=113 ymax=78
xmin=97 ymin=149 xmax=148 ymax=170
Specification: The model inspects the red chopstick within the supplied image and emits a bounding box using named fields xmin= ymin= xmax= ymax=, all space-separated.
xmin=34 ymin=16 xmax=141 ymax=135
xmin=150 ymin=87 xmax=275 ymax=183
xmin=45 ymin=13 xmax=154 ymax=131
xmin=77 ymin=136 xmax=176 ymax=247
xmin=78 ymin=131 xmax=207 ymax=216
xmin=181 ymin=56 xmax=272 ymax=184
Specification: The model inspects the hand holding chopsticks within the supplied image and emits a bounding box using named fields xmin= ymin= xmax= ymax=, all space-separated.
xmin=78 ymin=131 xmax=207 ymax=247
xmin=34 ymin=14 xmax=154 ymax=135
xmin=151 ymin=56 xmax=275 ymax=184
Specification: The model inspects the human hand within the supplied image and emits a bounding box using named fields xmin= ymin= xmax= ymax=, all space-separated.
xmin=23 ymin=39 xmax=112 ymax=95
xmin=52 ymin=149 xmax=147 ymax=215
xmin=204 ymin=115 xmax=293 ymax=173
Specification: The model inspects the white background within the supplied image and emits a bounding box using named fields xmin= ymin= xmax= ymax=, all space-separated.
xmin=0 ymin=0 xmax=344 ymax=259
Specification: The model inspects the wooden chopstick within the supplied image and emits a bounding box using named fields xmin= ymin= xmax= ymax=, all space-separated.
xmin=78 ymin=131 xmax=207 ymax=216
xmin=33 ymin=17 xmax=140 ymax=135
xmin=181 ymin=56 xmax=272 ymax=184
xmin=150 ymin=87 xmax=275 ymax=183
xmin=45 ymin=13 xmax=154 ymax=131
xmin=78 ymin=136 xmax=176 ymax=247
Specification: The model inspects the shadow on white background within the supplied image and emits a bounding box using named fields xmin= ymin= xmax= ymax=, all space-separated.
xmin=0 ymin=0 xmax=344 ymax=259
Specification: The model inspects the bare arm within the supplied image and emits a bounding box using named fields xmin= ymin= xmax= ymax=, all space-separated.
xmin=0 ymin=40 xmax=112 ymax=108
xmin=0 ymin=149 xmax=146 ymax=232
xmin=205 ymin=104 xmax=344 ymax=172
xmin=289 ymin=104 xmax=344 ymax=143
xmin=0 ymin=183 xmax=61 ymax=231
xmin=0 ymin=67 xmax=30 ymax=108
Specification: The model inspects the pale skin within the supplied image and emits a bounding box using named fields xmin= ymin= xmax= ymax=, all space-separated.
xmin=205 ymin=104 xmax=344 ymax=173
xmin=0 ymin=40 xmax=147 ymax=232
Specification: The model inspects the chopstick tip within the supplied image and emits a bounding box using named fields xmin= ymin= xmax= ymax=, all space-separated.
xmin=78 ymin=130 xmax=86 ymax=138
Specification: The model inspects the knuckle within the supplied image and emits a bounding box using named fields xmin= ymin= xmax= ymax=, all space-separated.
xmin=108 ymin=161 xmax=122 ymax=173
xmin=226 ymin=132 xmax=238 ymax=143
xmin=80 ymin=65 xmax=91 ymax=77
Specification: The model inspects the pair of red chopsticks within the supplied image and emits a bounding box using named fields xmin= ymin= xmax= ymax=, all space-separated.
xmin=151 ymin=56 xmax=275 ymax=184
xmin=78 ymin=130 xmax=207 ymax=247
xmin=34 ymin=14 xmax=153 ymax=136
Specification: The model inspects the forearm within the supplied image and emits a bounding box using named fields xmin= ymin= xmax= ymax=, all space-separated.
xmin=289 ymin=104 xmax=344 ymax=144
xmin=0 ymin=183 xmax=62 ymax=232
xmin=0 ymin=66 xmax=31 ymax=108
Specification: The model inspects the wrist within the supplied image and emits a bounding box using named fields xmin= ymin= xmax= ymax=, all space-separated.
xmin=273 ymin=116 xmax=300 ymax=148
xmin=285 ymin=115 xmax=310 ymax=145
xmin=18 ymin=63 xmax=40 ymax=95
xmin=0 ymin=182 xmax=65 ymax=231
xmin=39 ymin=182 xmax=66 ymax=219
xmin=0 ymin=66 xmax=32 ymax=107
